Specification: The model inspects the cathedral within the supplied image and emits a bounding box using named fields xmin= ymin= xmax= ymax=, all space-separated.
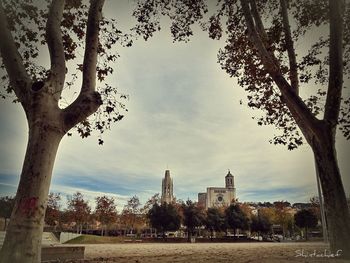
xmin=161 ymin=170 xmax=174 ymax=204
xmin=198 ymin=170 xmax=236 ymax=209
xmin=160 ymin=169 xmax=236 ymax=209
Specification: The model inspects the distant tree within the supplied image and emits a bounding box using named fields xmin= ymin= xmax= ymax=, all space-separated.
xmin=141 ymin=193 xmax=160 ymax=235
xmin=67 ymin=192 xmax=91 ymax=234
xmin=205 ymin=207 xmax=225 ymax=240
xmin=225 ymin=204 xmax=250 ymax=236
xmin=142 ymin=193 xmax=160 ymax=214
xmin=181 ymin=200 xmax=205 ymax=241
xmin=239 ymin=203 xmax=254 ymax=220
xmin=295 ymin=209 xmax=318 ymax=240
xmin=274 ymin=201 xmax=291 ymax=208
xmin=121 ymin=195 xmax=142 ymax=234
xmin=251 ymin=214 xmax=272 ymax=240
xmin=309 ymin=196 xmax=321 ymax=220
xmin=0 ymin=196 xmax=15 ymax=230
xmin=45 ymin=192 xmax=61 ymax=228
xmin=148 ymin=203 xmax=180 ymax=239
xmin=274 ymin=201 xmax=293 ymax=239
xmin=95 ymin=195 xmax=117 ymax=236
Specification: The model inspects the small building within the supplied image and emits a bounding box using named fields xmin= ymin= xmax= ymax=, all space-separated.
xmin=161 ymin=170 xmax=174 ymax=204
xmin=198 ymin=170 xmax=236 ymax=209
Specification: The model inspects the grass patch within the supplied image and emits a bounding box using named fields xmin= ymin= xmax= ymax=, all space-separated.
xmin=64 ymin=234 xmax=125 ymax=244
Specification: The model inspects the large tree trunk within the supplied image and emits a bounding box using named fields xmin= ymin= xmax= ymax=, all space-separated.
xmin=312 ymin=128 xmax=350 ymax=258
xmin=0 ymin=108 xmax=63 ymax=263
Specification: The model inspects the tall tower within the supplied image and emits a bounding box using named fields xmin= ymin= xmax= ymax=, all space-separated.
xmin=225 ymin=170 xmax=234 ymax=189
xmin=161 ymin=170 xmax=174 ymax=204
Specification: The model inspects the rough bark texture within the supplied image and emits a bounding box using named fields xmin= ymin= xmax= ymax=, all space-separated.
xmin=311 ymin=125 xmax=350 ymax=258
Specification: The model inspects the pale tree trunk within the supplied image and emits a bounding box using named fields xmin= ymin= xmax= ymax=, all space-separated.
xmin=0 ymin=103 xmax=64 ymax=262
xmin=0 ymin=0 xmax=105 ymax=262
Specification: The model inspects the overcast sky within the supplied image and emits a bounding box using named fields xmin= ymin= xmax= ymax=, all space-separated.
xmin=0 ymin=0 xmax=349 ymax=210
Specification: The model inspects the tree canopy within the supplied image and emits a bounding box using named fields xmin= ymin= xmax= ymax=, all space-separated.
xmin=147 ymin=203 xmax=181 ymax=237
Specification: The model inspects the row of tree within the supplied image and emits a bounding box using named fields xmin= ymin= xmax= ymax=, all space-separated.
xmin=148 ymin=200 xmax=319 ymax=241
xmin=0 ymin=193 xmax=320 ymax=241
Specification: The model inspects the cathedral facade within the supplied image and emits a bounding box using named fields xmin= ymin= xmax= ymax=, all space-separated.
xmin=198 ymin=170 xmax=236 ymax=209
xmin=161 ymin=170 xmax=174 ymax=204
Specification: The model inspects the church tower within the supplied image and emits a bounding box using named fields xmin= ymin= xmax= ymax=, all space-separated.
xmin=161 ymin=170 xmax=174 ymax=204
xmin=225 ymin=170 xmax=234 ymax=189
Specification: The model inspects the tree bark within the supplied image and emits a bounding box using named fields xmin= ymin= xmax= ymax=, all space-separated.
xmin=312 ymin=128 xmax=350 ymax=258
xmin=0 ymin=109 xmax=64 ymax=263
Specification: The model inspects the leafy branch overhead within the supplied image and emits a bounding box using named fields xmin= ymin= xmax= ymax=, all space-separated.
xmin=0 ymin=0 xmax=133 ymax=143
xmin=133 ymin=0 xmax=350 ymax=150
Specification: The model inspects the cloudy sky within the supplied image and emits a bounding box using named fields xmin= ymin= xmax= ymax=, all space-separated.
xmin=0 ymin=0 xmax=349 ymax=210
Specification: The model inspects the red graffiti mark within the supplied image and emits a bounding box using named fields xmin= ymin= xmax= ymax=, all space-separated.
xmin=19 ymin=197 xmax=38 ymax=217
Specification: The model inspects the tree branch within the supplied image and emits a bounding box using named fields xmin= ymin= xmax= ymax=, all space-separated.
xmin=81 ymin=0 xmax=105 ymax=94
xmin=249 ymin=0 xmax=268 ymax=42
xmin=280 ymin=0 xmax=299 ymax=94
xmin=324 ymin=0 xmax=345 ymax=126
xmin=246 ymin=0 xmax=278 ymax=71
xmin=240 ymin=0 xmax=319 ymax=142
xmin=46 ymin=0 xmax=66 ymax=101
xmin=62 ymin=0 xmax=105 ymax=131
xmin=62 ymin=91 xmax=102 ymax=131
xmin=0 ymin=0 xmax=31 ymax=103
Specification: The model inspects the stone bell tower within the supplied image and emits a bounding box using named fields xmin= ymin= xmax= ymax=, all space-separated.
xmin=225 ymin=170 xmax=234 ymax=189
xmin=161 ymin=170 xmax=174 ymax=204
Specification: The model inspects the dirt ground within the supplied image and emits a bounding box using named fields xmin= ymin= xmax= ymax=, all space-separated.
xmin=61 ymin=242 xmax=350 ymax=263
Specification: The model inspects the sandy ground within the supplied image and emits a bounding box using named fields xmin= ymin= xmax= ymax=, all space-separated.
xmin=66 ymin=242 xmax=350 ymax=263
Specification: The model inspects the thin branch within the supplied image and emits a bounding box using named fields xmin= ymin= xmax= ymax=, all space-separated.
xmin=280 ymin=0 xmax=299 ymax=94
xmin=240 ymin=0 xmax=319 ymax=141
xmin=46 ymin=0 xmax=66 ymax=101
xmin=249 ymin=0 xmax=268 ymax=42
xmin=81 ymin=0 xmax=105 ymax=94
xmin=324 ymin=0 xmax=345 ymax=126
xmin=242 ymin=0 xmax=278 ymax=73
xmin=0 ymin=0 xmax=31 ymax=103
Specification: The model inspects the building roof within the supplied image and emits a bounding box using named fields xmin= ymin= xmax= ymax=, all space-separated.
xmin=225 ymin=170 xmax=233 ymax=177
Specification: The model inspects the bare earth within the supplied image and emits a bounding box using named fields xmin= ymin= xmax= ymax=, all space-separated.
xmin=74 ymin=242 xmax=350 ymax=263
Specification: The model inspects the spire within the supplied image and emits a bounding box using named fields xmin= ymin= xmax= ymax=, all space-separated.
xmin=165 ymin=169 xmax=170 ymax=178
xmin=226 ymin=169 xmax=233 ymax=177
xmin=161 ymin=169 xmax=174 ymax=204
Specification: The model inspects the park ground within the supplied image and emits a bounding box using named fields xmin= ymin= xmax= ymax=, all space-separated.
xmin=55 ymin=242 xmax=350 ymax=263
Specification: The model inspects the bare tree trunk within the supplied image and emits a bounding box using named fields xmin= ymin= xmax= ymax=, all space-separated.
xmin=0 ymin=119 xmax=63 ymax=263
xmin=312 ymin=132 xmax=350 ymax=258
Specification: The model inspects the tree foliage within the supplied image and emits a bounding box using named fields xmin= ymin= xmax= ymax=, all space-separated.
xmin=225 ymin=204 xmax=250 ymax=234
xmin=251 ymin=214 xmax=272 ymax=237
xmin=66 ymin=191 xmax=91 ymax=232
xmin=0 ymin=196 xmax=15 ymax=230
xmin=205 ymin=207 xmax=226 ymax=238
xmin=294 ymin=209 xmax=318 ymax=240
xmin=94 ymin=195 xmax=117 ymax=234
xmin=0 ymin=0 xmax=133 ymax=143
xmin=181 ymin=200 xmax=205 ymax=239
xmin=147 ymin=203 xmax=181 ymax=237
xmin=120 ymin=195 xmax=142 ymax=232
xmin=45 ymin=192 xmax=61 ymax=227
